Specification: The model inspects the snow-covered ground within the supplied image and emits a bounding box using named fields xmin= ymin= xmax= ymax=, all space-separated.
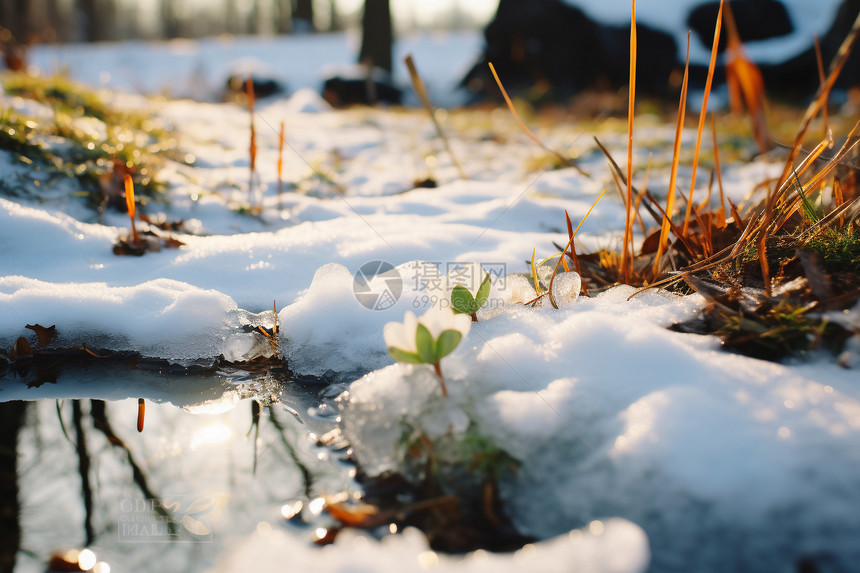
xmin=3 ymin=29 xmax=860 ymax=573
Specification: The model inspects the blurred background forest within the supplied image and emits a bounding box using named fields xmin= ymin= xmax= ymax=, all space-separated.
xmin=0 ymin=0 xmax=497 ymax=44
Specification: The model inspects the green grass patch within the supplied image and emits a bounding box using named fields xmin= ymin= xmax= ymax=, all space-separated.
xmin=1 ymin=71 xmax=186 ymax=209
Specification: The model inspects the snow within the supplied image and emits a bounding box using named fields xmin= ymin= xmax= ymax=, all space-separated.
xmin=342 ymin=289 xmax=860 ymax=571
xmin=28 ymin=31 xmax=483 ymax=107
xmin=210 ymin=520 xmax=650 ymax=573
xmin=3 ymin=27 xmax=860 ymax=573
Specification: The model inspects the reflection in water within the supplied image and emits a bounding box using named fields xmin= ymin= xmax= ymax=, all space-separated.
xmin=137 ymin=399 xmax=145 ymax=433
xmin=1 ymin=367 xmax=355 ymax=572
xmin=0 ymin=401 xmax=25 ymax=572
xmin=71 ymin=400 xmax=95 ymax=545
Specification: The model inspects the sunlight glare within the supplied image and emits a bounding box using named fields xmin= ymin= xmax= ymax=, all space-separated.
xmin=190 ymin=423 xmax=232 ymax=449
xmin=78 ymin=549 xmax=97 ymax=571
xmin=281 ymin=500 xmax=304 ymax=519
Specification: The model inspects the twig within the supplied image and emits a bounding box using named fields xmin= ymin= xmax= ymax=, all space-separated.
xmin=404 ymin=54 xmax=466 ymax=180
xmin=487 ymin=62 xmax=588 ymax=177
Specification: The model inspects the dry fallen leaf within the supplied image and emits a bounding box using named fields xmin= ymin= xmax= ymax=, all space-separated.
xmin=25 ymin=323 xmax=56 ymax=347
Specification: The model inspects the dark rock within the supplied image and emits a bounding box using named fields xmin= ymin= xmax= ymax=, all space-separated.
xmin=460 ymin=0 xmax=678 ymax=101
xmin=463 ymin=0 xmax=860 ymax=103
xmin=321 ymin=73 xmax=402 ymax=107
xmin=224 ymin=75 xmax=284 ymax=100
xmin=688 ymin=0 xmax=794 ymax=53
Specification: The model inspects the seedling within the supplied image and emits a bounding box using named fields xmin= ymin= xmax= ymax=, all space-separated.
xmin=451 ymin=272 xmax=491 ymax=321
xmin=384 ymin=308 xmax=471 ymax=397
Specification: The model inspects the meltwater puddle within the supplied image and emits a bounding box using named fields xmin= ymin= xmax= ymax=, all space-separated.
xmin=0 ymin=364 xmax=357 ymax=573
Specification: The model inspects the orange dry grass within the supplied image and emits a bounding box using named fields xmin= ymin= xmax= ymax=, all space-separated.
xmin=123 ymin=173 xmax=140 ymax=243
xmin=622 ymin=0 xmax=637 ymax=285
xmin=654 ymin=33 xmax=690 ymax=277
xmin=723 ymin=0 xmax=769 ymax=154
xmin=247 ymin=76 xmax=257 ymax=201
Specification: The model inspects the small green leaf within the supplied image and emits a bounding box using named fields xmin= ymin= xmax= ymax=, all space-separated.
xmin=451 ymin=284 xmax=477 ymax=314
xmin=474 ymin=272 xmax=491 ymax=309
xmin=435 ymin=329 xmax=462 ymax=360
xmin=388 ymin=347 xmax=425 ymax=364
xmin=415 ymin=323 xmax=436 ymax=363
xmin=795 ymin=169 xmax=820 ymax=223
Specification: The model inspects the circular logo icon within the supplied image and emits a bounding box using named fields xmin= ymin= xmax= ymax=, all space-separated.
xmin=353 ymin=261 xmax=402 ymax=311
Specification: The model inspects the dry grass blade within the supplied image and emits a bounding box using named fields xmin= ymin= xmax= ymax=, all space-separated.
xmin=654 ymin=33 xmax=691 ymax=277
xmin=622 ymin=0 xmax=638 ymax=284
xmin=564 ymin=210 xmax=583 ymax=277
xmin=594 ymin=137 xmax=663 ymax=227
xmin=727 ymin=129 xmax=842 ymax=260
xmin=723 ymin=1 xmax=769 ymax=154
xmin=834 ymin=178 xmax=845 ymax=227
xmin=531 ymin=248 xmax=542 ymax=296
xmin=247 ymin=76 xmax=257 ymax=202
xmin=405 ymin=54 xmax=466 ymax=180
xmin=774 ymin=132 xmax=859 ymax=230
xmin=683 ymin=0 xmax=723 ymax=235
xmin=487 ymin=62 xmax=588 ymax=177
xmin=548 ymin=189 xmax=607 ymax=308
xmin=814 ymin=35 xmax=829 ymax=138
xmin=710 ymin=115 xmax=727 ymax=228
xmin=137 ymin=398 xmax=145 ymax=433
xmin=123 ymin=173 xmax=140 ymax=243
xmin=277 ymin=120 xmax=285 ymax=202
xmin=773 ymin=9 xmax=860 ymax=196
xmin=758 ymin=233 xmax=772 ymax=297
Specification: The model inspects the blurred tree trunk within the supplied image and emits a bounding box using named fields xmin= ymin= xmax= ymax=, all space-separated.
xmin=225 ymin=0 xmax=243 ymax=34
xmin=77 ymin=0 xmax=114 ymax=42
xmin=45 ymin=0 xmax=70 ymax=42
xmin=161 ymin=0 xmax=181 ymax=38
xmin=0 ymin=0 xmax=30 ymax=42
xmin=329 ymin=0 xmax=340 ymax=31
xmin=274 ymin=0 xmax=292 ymax=34
xmin=359 ymin=0 xmax=392 ymax=73
xmin=248 ymin=0 xmax=260 ymax=34
xmin=293 ymin=0 xmax=314 ymax=33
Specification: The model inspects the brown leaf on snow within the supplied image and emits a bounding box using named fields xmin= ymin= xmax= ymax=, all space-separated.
xmin=25 ymin=324 xmax=56 ymax=348
xmin=325 ymin=500 xmax=382 ymax=527
xmin=8 ymin=337 xmax=32 ymax=361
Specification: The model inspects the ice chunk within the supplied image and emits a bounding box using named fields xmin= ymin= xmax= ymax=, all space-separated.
xmin=341 ymin=363 xmax=468 ymax=476
xmin=549 ymin=271 xmax=581 ymax=308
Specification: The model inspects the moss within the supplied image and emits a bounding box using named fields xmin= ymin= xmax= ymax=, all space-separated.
xmin=712 ymin=298 xmax=846 ymax=361
xmin=1 ymin=71 xmax=182 ymax=207
xmin=803 ymin=227 xmax=860 ymax=275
